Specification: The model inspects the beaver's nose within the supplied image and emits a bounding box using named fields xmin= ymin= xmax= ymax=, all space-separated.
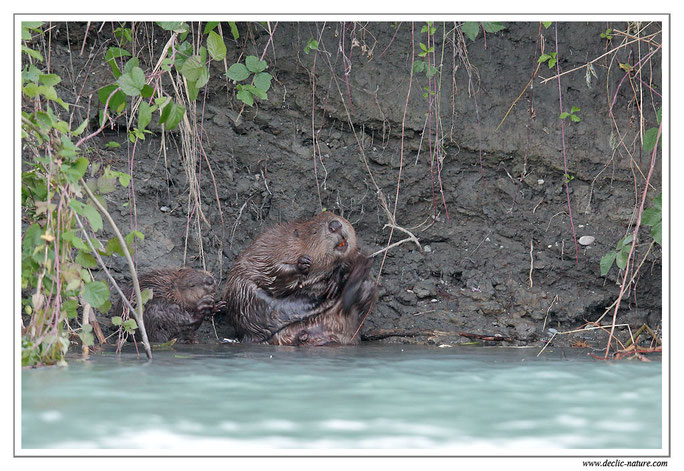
xmin=204 ymin=276 xmax=215 ymax=287
xmin=328 ymin=220 xmax=342 ymax=233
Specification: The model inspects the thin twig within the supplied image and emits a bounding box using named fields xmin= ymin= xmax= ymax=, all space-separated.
xmin=80 ymin=179 xmax=152 ymax=360
xmin=540 ymin=36 xmax=661 ymax=84
xmin=604 ymin=125 xmax=660 ymax=358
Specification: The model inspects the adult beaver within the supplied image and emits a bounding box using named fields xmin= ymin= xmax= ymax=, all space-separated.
xmin=222 ymin=211 xmax=376 ymax=345
xmin=113 ymin=268 xmax=220 ymax=344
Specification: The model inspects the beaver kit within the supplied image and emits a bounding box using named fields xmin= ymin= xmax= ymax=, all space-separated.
xmin=111 ymin=268 xmax=220 ymax=344
xmin=221 ymin=211 xmax=377 ymax=345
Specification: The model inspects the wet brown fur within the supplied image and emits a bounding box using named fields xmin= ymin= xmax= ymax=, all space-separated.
xmin=222 ymin=211 xmax=376 ymax=345
xmin=115 ymin=268 xmax=218 ymax=343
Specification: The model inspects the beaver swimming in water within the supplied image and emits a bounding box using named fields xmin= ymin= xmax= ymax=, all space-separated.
xmin=221 ymin=211 xmax=376 ymax=345
xmin=113 ymin=268 xmax=220 ymax=344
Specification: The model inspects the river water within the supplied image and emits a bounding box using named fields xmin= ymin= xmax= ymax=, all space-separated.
xmin=21 ymin=344 xmax=662 ymax=452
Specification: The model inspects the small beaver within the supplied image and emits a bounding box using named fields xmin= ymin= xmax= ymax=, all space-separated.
xmin=113 ymin=268 xmax=220 ymax=344
xmin=222 ymin=211 xmax=376 ymax=345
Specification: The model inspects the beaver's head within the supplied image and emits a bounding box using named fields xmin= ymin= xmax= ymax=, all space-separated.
xmin=298 ymin=211 xmax=359 ymax=268
xmin=172 ymin=269 xmax=216 ymax=308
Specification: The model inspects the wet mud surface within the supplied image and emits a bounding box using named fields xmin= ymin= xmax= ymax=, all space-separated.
xmin=38 ymin=21 xmax=662 ymax=349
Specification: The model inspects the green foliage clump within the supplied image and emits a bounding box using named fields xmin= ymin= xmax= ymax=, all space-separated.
xmin=560 ymin=106 xmax=581 ymax=123
xmin=461 ymin=21 xmax=506 ymax=42
xmin=227 ymin=55 xmax=273 ymax=107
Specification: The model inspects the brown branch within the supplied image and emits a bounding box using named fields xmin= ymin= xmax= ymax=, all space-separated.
xmin=458 ymin=332 xmax=514 ymax=342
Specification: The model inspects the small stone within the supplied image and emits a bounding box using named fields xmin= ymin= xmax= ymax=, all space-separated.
xmin=413 ymin=281 xmax=435 ymax=299
xmin=160 ymin=206 xmax=170 ymax=213
xmin=424 ymin=245 xmax=432 ymax=253
xmin=537 ymin=179 xmax=545 ymax=185
xmin=578 ymin=235 xmax=595 ymax=246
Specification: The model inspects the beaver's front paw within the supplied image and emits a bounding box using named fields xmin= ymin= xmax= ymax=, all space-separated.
xmin=196 ymin=295 xmax=216 ymax=317
xmin=296 ymin=255 xmax=312 ymax=274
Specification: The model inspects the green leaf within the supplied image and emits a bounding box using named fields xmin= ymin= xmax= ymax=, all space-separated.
xmin=174 ymin=41 xmax=193 ymax=70
xmin=22 ymin=45 xmax=44 ymax=62
xmin=105 ymin=141 xmax=121 ymax=148
xmin=117 ymin=172 xmax=131 ymax=187
xmin=616 ymin=246 xmax=630 ymax=270
xmin=180 ymin=55 xmax=203 ymax=82
xmin=600 ymin=251 xmax=617 ymax=276
xmin=79 ymin=328 xmax=94 ymax=347
xmin=304 ymin=38 xmax=319 ymax=54
xmin=112 ymin=316 xmax=123 ymax=326
xmin=643 ymin=127 xmax=661 ymax=153
xmin=97 ymin=175 xmax=117 ymax=194
xmin=62 ymin=299 xmax=79 ymax=319
xmin=253 ymin=72 xmax=272 ymax=92
xmin=23 ymin=82 xmax=39 ymax=98
xmin=34 ymin=111 xmax=53 ymax=130
xmin=76 ymin=250 xmax=97 ymax=268
xmin=543 ymin=22 xmax=552 ymax=29
xmin=141 ymin=287 xmax=154 ymax=305
xmin=62 ymin=157 xmax=89 ymax=183
xmin=83 ymin=281 xmax=110 ymax=309
xmin=97 ymin=85 xmax=127 ymax=114
xmin=413 ymin=61 xmax=426 ymax=73
xmin=651 ymin=221 xmax=662 ymax=245
xmin=559 ymin=112 xmax=570 ymax=119
xmin=102 ymin=236 xmax=124 ymax=256
xmin=38 ymin=73 xmax=61 ymax=86
xmin=241 ymin=84 xmax=267 ymax=100
xmin=203 ymin=21 xmax=220 ymax=34
xmin=37 ymin=85 xmax=68 ymax=109
xmin=104 ymin=47 xmax=131 ymax=78
xmin=22 ymin=65 xmax=40 ymax=83
xmin=141 ymin=84 xmax=154 ymax=99
xmin=227 ymin=62 xmax=250 ymax=81
xmin=656 ymin=108 xmax=662 ymax=125
xmin=245 ymin=55 xmax=267 ymax=73
xmin=538 ymin=54 xmax=551 ymax=63
xmin=616 ymin=234 xmax=634 ymax=251
xmin=653 ymin=193 xmax=662 ymax=210
xmin=157 ymin=22 xmax=187 ymax=33
xmin=228 ymin=22 xmax=239 ymax=40
xmin=62 ymin=231 xmax=88 ymax=251
xmin=207 ymin=30 xmax=227 ymax=61
xmin=571 ymin=106 xmax=580 ymax=113
xmin=72 ymin=119 xmax=89 ymax=136
xmin=83 ymin=204 xmax=103 ymax=232
xmin=159 ymin=101 xmax=185 ymax=131
xmin=138 ymin=102 xmax=152 ymax=131
xmin=462 ymin=22 xmax=480 ymax=41
xmin=570 ymin=115 xmax=581 ymax=123
xmin=641 ymin=207 xmax=661 ymax=227
xmin=236 ymin=88 xmax=254 ymax=106
xmin=117 ymin=66 xmax=146 ymax=96
xmin=483 ymin=22 xmax=506 ymax=33
xmin=195 ymin=64 xmax=210 ymax=89
xmin=123 ymin=319 xmax=138 ymax=331
xmin=123 ymin=57 xmax=140 ymax=74
xmin=22 ymin=21 xmax=44 ymax=33
xmin=124 ymin=231 xmax=143 ymax=253
xmin=105 ymin=47 xmax=131 ymax=62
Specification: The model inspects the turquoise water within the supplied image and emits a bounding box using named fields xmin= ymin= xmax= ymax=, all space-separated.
xmin=21 ymin=344 xmax=662 ymax=451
